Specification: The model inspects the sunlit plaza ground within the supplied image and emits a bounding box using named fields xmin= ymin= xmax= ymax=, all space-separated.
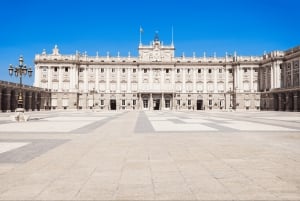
xmin=0 ymin=110 xmax=299 ymax=200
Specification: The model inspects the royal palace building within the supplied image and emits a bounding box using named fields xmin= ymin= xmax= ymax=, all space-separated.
xmin=33 ymin=34 xmax=300 ymax=111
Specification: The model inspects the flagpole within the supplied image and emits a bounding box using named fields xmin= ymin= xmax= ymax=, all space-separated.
xmin=171 ymin=25 xmax=174 ymax=46
xmin=139 ymin=26 xmax=142 ymax=45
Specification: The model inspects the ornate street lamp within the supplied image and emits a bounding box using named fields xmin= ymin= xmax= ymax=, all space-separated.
xmin=8 ymin=56 xmax=33 ymax=110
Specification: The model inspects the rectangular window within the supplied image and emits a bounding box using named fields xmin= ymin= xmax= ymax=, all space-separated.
xmin=166 ymin=69 xmax=169 ymax=73
xmin=177 ymin=69 xmax=180 ymax=73
xmin=112 ymin=68 xmax=115 ymax=73
xmin=219 ymin=69 xmax=222 ymax=73
xmin=79 ymin=68 xmax=84 ymax=72
xmin=100 ymin=68 xmax=104 ymax=73
xmin=133 ymin=68 xmax=136 ymax=73
xmin=208 ymin=69 xmax=212 ymax=73
xmin=229 ymin=69 xmax=232 ymax=73
xmin=177 ymin=100 xmax=180 ymax=105
xmin=65 ymin=67 xmax=68 ymax=72
xmin=209 ymin=100 xmax=212 ymax=105
xmin=144 ymin=69 xmax=147 ymax=73
xmin=122 ymin=68 xmax=126 ymax=73
xmin=254 ymin=69 xmax=258 ymax=72
xmin=100 ymin=100 xmax=104 ymax=105
xmin=54 ymin=67 xmax=58 ymax=72
xmin=133 ymin=100 xmax=136 ymax=105
xmin=122 ymin=100 xmax=125 ymax=106
xmin=188 ymin=100 xmax=191 ymax=105
xmin=198 ymin=69 xmax=201 ymax=73
xmin=187 ymin=69 xmax=190 ymax=73
xmin=244 ymin=68 xmax=247 ymax=73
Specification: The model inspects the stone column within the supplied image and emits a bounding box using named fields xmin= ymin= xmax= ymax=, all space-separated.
xmin=285 ymin=93 xmax=289 ymax=111
xmin=31 ymin=92 xmax=37 ymax=111
xmin=278 ymin=94 xmax=282 ymax=111
xmin=6 ymin=89 xmax=11 ymax=112
xmin=294 ymin=94 xmax=298 ymax=112
xmin=27 ymin=92 xmax=32 ymax=111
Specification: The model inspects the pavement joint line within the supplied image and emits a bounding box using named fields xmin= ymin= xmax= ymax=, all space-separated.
xmin=0 ymin=111 xmax=299 ymax=200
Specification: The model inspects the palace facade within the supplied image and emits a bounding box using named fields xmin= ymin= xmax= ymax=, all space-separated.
xmin=33 ymin=35 xmax=300 ymax=111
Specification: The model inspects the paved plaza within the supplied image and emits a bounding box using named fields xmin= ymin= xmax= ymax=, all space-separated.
xmin=0 ymin=110 xmax=299 ymax=200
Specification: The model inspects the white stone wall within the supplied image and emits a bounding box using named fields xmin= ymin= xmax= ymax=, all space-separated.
xmin=34 ymin=43 xmax=300 ymax=111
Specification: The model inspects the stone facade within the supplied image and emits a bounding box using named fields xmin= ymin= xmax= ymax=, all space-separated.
xmin=259 ymin=46 xmax=300 ymax=111
xmin=0 ymin=81 xmax=51 ymax=112
xmin=33 ymin=35 xmax=300 ymax=111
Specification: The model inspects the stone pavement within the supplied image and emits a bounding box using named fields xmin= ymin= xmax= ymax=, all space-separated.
xmin=0 ymin=110 xmax=299 ymax=200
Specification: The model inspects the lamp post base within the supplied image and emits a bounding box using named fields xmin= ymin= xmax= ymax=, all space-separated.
xmin=11 ymin=108 xmax=30 ymax=122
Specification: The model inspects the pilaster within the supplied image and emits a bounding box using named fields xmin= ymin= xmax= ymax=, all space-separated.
xmin=203 ymin=68 xmax=207 ymax=93
xmin=127 ymin=67 xmax=131 ymax=92
xmin=182 ymin=68 xmax=186 ymax=93
xmin=214 ymin=68 xmax=218 ymax=93
xmin=193 ymin=68 xmax=196 ymax=93
xmin=84 ymin=67 xmax=88 ymax=92
xmin=95 ymin=68 xmax=99 ymax=91
xmin=106 ymin=67 xmax=110 ymax=93
xmin=116 ymin=68 xmax=120 ymax=93
xmin=48 ymin=67 xmax=52 ymax=89
xmin=250 ymin=67 xmax=254 ymax=92
xmin=59 ymin=66 xmax=63 ymax=92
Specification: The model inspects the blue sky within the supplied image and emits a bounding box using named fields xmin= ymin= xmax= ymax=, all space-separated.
xmin=0 ymin=0 xmax=299 ymax=85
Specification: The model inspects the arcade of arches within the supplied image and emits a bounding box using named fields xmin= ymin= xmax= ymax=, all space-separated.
xmin=0 ymin=81 xmax=51 ymax=112
xmin=261 ymin=89 xmax=300 ymax=112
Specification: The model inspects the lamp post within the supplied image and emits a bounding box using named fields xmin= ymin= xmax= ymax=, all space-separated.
xmin=8 ymin=56 xmax=33 ymax=111
xmin=92 ymin=88 xmax=95 ymax=109
xmin=229 ymin=87 xmax=232 ymax=110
